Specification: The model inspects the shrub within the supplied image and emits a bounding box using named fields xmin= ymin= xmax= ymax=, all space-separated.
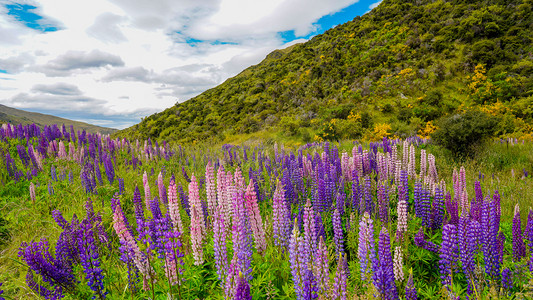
xmin=431 ymin=109 xmax=499 ymax=157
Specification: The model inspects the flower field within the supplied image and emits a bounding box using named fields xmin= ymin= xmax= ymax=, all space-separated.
xmin=0 ymin=123 xmax=532 ymax=299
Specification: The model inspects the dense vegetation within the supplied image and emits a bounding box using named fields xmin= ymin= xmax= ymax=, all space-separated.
xmin=119 ymin=0 xmax=533 ymax=144
xmin=1 ymin=123 xmax=533 ymax=299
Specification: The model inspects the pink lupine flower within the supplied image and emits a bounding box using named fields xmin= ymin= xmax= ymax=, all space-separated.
xmin=190 ymin=205 xmax=205 ymax=265
xmin=189 ymin=174 xmax=205 ymax=233
xmin=205 ymin=161 xmax=217 ymax=218
xmin=396 ymin=194 xmax=408 ymax=238
xmin=408 ymin=144 xmax=416 ymax=179
xmin=393 ymin=246 xmax=404 ymax=282
xmin=143 ymin=171 xmax=151 ymax=211
xmin=29 ymin=182 xmax=36 ymax=203
xmin=58 ymin=141 xmax=67 ymax=159
xmin=244 ymin=180 xmax=266 ymax=253
xmin=167 ymin=178 xmax=184 ymax=234
xmin=234 ymin=167 xmax=245 ymax=193
xmin=419 ymin=149 xmax=426 ymax=179
xmin=113 ymin=208 xmax=153 ymax=289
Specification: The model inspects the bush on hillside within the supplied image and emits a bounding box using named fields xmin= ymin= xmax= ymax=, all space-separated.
xmin=431 ymin=109 xmax=498 ymax=157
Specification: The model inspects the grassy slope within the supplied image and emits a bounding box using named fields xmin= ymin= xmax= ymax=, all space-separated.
xmin=118 ymin=0 xmax=533 ymax=144
xmin=0 ymin=104 xmax=117 ymax=135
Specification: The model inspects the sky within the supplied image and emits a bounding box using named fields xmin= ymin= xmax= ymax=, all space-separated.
xmin=0 ymin=0 xmax=382 ymax=129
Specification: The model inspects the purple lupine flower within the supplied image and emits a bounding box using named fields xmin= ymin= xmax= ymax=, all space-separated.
xmin=358 ymin=212 xmax=375 ymax=280
xmin=405 ymin=272 xmax=417 ymax=300
xmin=314 ymin=236 xmax=329 ymax=296
xmin=372 ymin=227 xmax=398 ymax=300
xmin=234 ymin=272 xmax=252 ymax=300
xmin=118 ymin=178 xmax=124 ymax=195
xmin=445 ymin=192 xmax=459 ymax=226
xmin=273 ymin=181 xmax=291 ymax=250
xmin=364 ymin=176 xmax=373 ymax=215
xmin=512 ymin=204 xmax=526 ymax=261
xmin=333 ymin=207 xmax=344 ymax=255
xmin=48 ymin=182 xmax=54 ymax=195
xmin=303 ymin=198 xmax=317 ymax=261
xmin=430 ymin=187 xmax=444 ymax=230
xmin=414 ymin=228 xmax=439 ymax=253
xmin=302 ymin=268 xmax=319 ymax=300
xmin=19 ymin=239 xmax=76 ymax=294
xmin=232 ymin=192 xmax=253 ymax=280
xmin=77 ymin=219 xmax=106 ymax=299
xmin=94 ymin=159 xmax=103 ymax=185
xmin=439 ymin=224 xmax=458 ymax=289
xmin=163 ymin=229 xmax=184 ymax=287
xmin=333 ymin=253 xmax=348 ymax=300
xmin=502 ymin=267 xmax=513 ymax=293
xmin=460 ymin=218 xmax=480 ymax=296
xmin=0 ymin=281 xmax=4 ymax=300
xmin=377 ymin=182 xmax=389 ymax=223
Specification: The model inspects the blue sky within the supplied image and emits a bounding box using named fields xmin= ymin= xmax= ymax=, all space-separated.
xmin=0 ymin=0 xmax=382 ymax=129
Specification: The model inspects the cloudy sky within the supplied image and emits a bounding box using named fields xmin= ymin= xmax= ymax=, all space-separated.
xmin=0 ymin=0 xmax=382 ymax=129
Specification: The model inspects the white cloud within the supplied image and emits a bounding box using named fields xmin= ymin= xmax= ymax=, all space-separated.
xmin=369 ymin=1 xmax=382 ymax=10
xmin=0 ymin=0 xmax=364 ymax=129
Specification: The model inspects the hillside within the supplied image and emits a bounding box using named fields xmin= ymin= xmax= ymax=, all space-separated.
xmin=119 ymin=0 xmax=533 ymax=143
xmin=0 ymin=104 xmax=117 ymax=134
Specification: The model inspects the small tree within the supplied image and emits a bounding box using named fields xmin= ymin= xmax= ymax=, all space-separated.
xmin=431 ymin=109 xmax=498 ymax=157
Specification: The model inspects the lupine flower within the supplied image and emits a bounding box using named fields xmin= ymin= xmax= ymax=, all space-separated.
xmin=396 ymin=195 xmax=408 ymax=239
xmin=113 ymin=207 xmax=153 ymax=289
xmin=167 ymin=178 xmax=184 ymax=234
xmin=273 ymin=181 xmax=291 ymax=250
xmin=358 ymin=212 xmax=375 ymax=280
xmin=0 ymin=281 xmax=4 ymax=300
xmin=190 ymin=205 xmax=205 ymax=265
xmin=157 ymin=172 xmax=167 ymax=206
xmin=314 ymin=236 xmax=329 ymax=296
xmin=430 ymin=187 xmax=444 ymax=230
xmin=393 ymin=246 xmax=404 ymax=282
xmin=232 ymin=192 xmax=253 ymax=280
xmin=460 ymin=218 xmax=480 ymax=296
xmin=18 ymin=239 xmax=76 ymax=294
xmin=377 ymin=182 xmax=389 ymax=223
xmin=512 ymin=204 xmax=526 ymax=261
xmin=502 ymin=267 xmax=513 ymax=293
xmin=234 ymin=272 xmax=251 ymax=300
xmin=405 ymin=272 xmax=417 ymax=300
xmin=364 ymin=176 xmax=373 ymax=215
xmin=142 ymin=171 xmax=151 ymax=211
xmin=213 ymin=207 xmax=228 ymax=286
xmin=333 ymin=207 xmax=344 ymax=255
xmin=163 ymin=230 xmax=184 ymax=286
xmin=445 ymin=192 xmax=459 ymax=226
xmin=205 ymin=161 xmax=217 ymax=217
xmin=244 ymin=180 xmax=266 ymax=253
xmin=439 ymin=224 xmax=458 ymax=289
xmin=77 ymin=219 xmax=106 ymax=299
xmin=303 ymin=198 xmax=317 ymax=261
xmin=30 ymin=182 xmax=36 ymax=203
xmin=333 ymin=253 xmax=348 ymax=300
xmin=372 ymin=227 xmax=398 ymax=300
xmin=189 ymin=174 xmax=205 ymax=232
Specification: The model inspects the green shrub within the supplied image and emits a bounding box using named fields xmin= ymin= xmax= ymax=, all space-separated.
xmin=431 ymin=109 xmax=499 ymax=157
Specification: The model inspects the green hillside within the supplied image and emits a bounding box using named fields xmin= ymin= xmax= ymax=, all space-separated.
xmin=119 ymin=0 xmax=533 ymax=144
xmin=0 ymin=104 xmax=117 ymax=134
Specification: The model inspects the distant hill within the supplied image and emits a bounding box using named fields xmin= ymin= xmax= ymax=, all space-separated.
xmin=119 ymin=0 xmax=533 ymax=143
xmin=0 ymin=104 xmax=117 ymax=135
